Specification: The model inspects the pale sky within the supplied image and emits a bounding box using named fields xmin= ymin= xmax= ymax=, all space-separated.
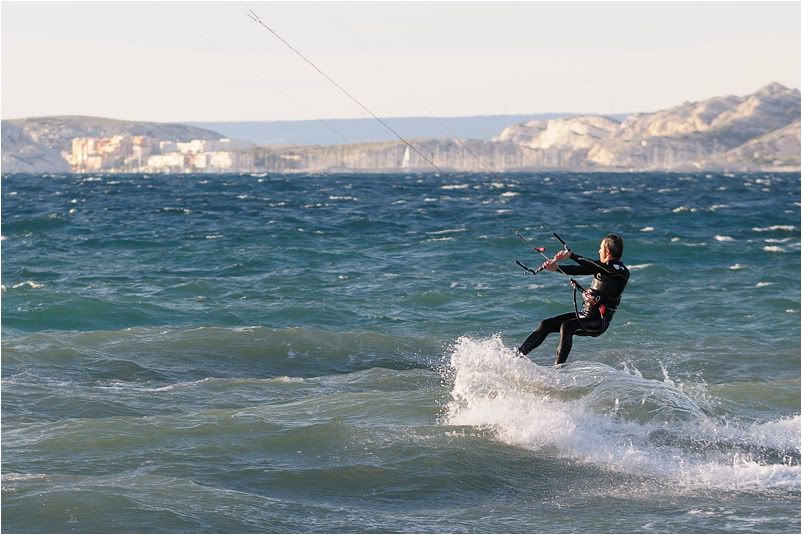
xmin=1 ymin=1 xmax=800 ymax=122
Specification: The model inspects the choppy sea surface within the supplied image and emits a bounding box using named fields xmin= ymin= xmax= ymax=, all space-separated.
xmin=2 ymin=171 xmax=800 ymax=533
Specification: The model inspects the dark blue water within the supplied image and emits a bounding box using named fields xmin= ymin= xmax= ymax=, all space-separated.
xmin=2 ymin=172 xmax=800 ymax=532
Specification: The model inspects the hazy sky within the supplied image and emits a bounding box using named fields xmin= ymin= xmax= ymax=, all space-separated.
xmin=2 ymin=1 xmax=800 ymax=122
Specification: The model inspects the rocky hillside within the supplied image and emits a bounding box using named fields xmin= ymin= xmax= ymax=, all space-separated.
xmin=494 ymin=82 xmax=800 ymax=171
xmin=2 ymin=122 xmax=70 ymax=173
xmin=2 ymin=116 xmax=224 ymax=173
xmin=719 ymin=120 xmax=801 ymax=166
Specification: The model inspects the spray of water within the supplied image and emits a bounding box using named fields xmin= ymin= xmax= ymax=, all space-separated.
xmin=443 ymin=336 xmax=800 ymax=492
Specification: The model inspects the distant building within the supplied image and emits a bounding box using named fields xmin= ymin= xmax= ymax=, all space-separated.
xmin=159 ymin=141 xmax=178 ymax=154
xmin=67 ymin=135 xmax=132 ymax=171
xmin=176 ymin=139 xmax=207 ymax=154
xmin=130 ymin=136 xmax=153 ymax=169
xmin=146 ymin=152 xmax=185 ymax=172
xmin=66 ymin=135 xmax=254 ymax=173
xmin=205 ymin=151 xmax=254 ymax=172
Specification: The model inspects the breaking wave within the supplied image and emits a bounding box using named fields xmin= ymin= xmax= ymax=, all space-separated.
xmin=444 ymin=336 xmax=800 ymax=492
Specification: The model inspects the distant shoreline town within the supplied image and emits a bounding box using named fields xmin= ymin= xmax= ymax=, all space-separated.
xmin=2 ymin=82 xmax=800 ymax=174
xmin=67 ymin=135 xmax=254 ymax=173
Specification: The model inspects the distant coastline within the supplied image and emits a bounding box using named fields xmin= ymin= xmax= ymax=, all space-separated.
xmin=186 ymin=113 xmax=605 ymax=146
xmin=2 ymin=83 xmax=799 ymax=174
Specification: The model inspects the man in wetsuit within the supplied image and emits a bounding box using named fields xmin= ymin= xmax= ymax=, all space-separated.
xmin=518 ymin=234 xmax=629 ymax=366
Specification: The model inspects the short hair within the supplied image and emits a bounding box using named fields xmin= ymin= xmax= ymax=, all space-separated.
xmin=602 ymin=234 xmax=624 ymax=259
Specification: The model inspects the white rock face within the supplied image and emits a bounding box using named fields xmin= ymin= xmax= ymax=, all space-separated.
xmin=616 ymin=95 xmax=743 ymax=139
xmin=494 ymin=82 xmax=800 ymax=170
xmin=616 ymin=83 xmax=800 ymax=140
xmin=495 ymin=115 xmax=620 ymax=150
xmin=494 ymin=120 xmax=548 ymax=145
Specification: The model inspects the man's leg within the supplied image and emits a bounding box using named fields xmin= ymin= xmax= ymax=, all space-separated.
xmin=555 ymin=316 xmax=604 ymax=365
xmin=519 ymin=312 xmax=576 ymax=356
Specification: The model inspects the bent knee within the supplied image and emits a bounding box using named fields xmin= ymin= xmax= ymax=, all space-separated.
xmin=560 ymin=321 xmax=580 ymax=336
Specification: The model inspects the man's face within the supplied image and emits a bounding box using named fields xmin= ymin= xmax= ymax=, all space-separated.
xmin=599 ymin=242 xmax=609 ymax=261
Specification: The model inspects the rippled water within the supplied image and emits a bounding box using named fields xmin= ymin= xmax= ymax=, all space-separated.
xmin=2 ymin=172 xmax=799 ymax=532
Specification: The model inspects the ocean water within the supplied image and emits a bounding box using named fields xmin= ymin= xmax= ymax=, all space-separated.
xmin=2 ymin=171 xmax=799 ymax=533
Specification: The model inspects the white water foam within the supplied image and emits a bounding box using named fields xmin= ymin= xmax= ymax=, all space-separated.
xmin=444 ymin=336 xmax=800 ymax=492
xmin=752 ymin=225 xmax=796 ymax=232
xmin=11 ymin=281 xmax=44 ymax=290
xmin=2 ymin=472 xmax=48 ymax=492
xmin=673 ymin=206 xmax=698 ymax=213
xmin=426 ymin=228 xmax=466 ymax=236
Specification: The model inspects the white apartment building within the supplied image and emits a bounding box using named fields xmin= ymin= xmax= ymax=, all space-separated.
xmin=146 ymin=152 xmax=185 ymax=171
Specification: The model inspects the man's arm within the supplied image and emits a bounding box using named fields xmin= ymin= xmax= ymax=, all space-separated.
xmin=543 ymin=248 xmax=594 ymax=274
xmin=544 ymin=249 xmax=624 ymax=277
xmin=557 ymin=261 xmax=595 ymax=276
xmin=567 ymin=252 xmax=627 ymax=278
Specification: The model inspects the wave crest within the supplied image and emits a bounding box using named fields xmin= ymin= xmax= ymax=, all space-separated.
xmin=444 ymin=336 xmax=800 ymax=491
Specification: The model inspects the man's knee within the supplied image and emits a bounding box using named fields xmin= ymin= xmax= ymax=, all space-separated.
xmin=559 ymin=319 xmax=578 ymax=337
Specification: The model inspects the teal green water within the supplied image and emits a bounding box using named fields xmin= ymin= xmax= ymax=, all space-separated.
xmin=2 ymin=172 xmax=800 ymax=532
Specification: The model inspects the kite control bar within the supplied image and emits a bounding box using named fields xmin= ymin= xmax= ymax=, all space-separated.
xmin=515 ymin=231 xmax=572 ymax=276
xmin=551 ymin=234 xmax=586 ymax=292
xmin=515 ymin=231 xmax=552 ymax=276
xmin=516 ymin=259 xmax=546 ymax=275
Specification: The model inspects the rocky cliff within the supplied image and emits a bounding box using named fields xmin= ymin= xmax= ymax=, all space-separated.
xmin=493 ymin=82 xmax=800 ymax=171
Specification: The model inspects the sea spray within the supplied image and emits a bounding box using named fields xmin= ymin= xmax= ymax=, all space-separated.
xmin=444 ymin=336 xmax=800 ymax=491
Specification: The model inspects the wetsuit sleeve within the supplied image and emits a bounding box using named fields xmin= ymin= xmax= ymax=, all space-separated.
xmin=557 ymin=262 xmax=595 ymax=276
xmin=559 ymin=253 xmax=628 ymax=278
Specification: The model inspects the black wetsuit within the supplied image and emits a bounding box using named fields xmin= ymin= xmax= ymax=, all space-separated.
xmin=518 ymin=252 xmax=630 ymax=365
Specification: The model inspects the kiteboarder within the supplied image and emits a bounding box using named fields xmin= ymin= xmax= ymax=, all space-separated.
xmin=518 ymin=234 xmax=629 ymax=366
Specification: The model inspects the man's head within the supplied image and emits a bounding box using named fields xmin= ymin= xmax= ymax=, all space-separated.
xmin=600 ymin=234 xmax=624 ymax=261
